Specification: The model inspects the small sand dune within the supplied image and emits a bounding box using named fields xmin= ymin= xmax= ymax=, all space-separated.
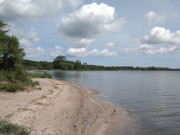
xmin=0 ymin=78 xmax=127 ymax=135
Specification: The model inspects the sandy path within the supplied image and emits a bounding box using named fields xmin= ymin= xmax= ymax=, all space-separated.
xmin=0 ymin=78 xmax=123 ymax=135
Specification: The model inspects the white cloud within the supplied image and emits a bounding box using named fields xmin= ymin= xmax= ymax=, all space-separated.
xmin=49 ymin=46 xmax=64 ymax=58
xmin=7 ymin=23 xmax=24 ymax=37
xmin=122 ymin=44 xmax=180 ymax=55
xmin=89 ymin=49 xmax=118 ymax=57
xmin=0 ymin=0 xmax=83 ymax=21
xmin=55 ymin=46 xmax=63 ymax=50
xmin=139 ymin=44 xmax=154 ymax=50
xmin=19 ymin=28 xmax=40 ymax=47
xmin=77 ymin=38 xmax=94 ymax=48
xmin=66 ymin=0 xmax=83 ymax=9
xmin=145 ymin=11 xmax=167 ymax=25
xmin=122 ymin=27 xmax=180 ymax=55
xmin=105 ymin=42 xmax=114 ymax=47
xmin=57 ymin=3 xmax=125 ymax=41
xmin=67 ymin=48 xmax=88 ymax=57
xmin=25 ymin=47 xmax=45 ymax=58
xmin=142 ymin=26 xmax=180 ymax=45
xmin=57 ymin=3 xmax=125 ymax=49
xmin=104 ymin=18 xmax=126 ymax=33
xmin=122 ymin=44 xmax=155 ymax=54
xmin=69 ymin=38 xmax=94 ymax=48
xmin=50 ymin=51 xmax=61 ymax=58
xmin=67 ymin=48 xmax=118 ymax=57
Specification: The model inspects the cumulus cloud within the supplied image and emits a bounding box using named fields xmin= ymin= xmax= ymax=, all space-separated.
xmin=19 ymin=28 xmax=40 ymax=47
xmin=57 ymin=3 xmax=125 ymax=49
xmin=58 ymin=3 xmax=125 ymax=39
xmin=122 ymin=44 xmax=180 ymax=55
xmin=50 ymin=46 xmax=64 ymax=58
xmin=105 ymin=42 xmax=114 ymax=47
xmin=50 ymin=51 xmax=61 ymax=58
xmin=142 ymin=26 xmax=180 ymax=45
xmin=25 ymin=47 xmax=45 ymax=58
xmin=0 ymin=0 xmax=83 ymax=21
xmin=68 ymin=38 xmax=94 ymax=48
xmin=122 ymin=27 xmax=180 ymax=55
xmin=6 ymin=23 xmax=24 ymax=37
xmin=67 ymin=48 xmax=88 ymax=57
xmin=104 ymin=18 xmax=125 ymax=33
xmin=122 ymin=44 xmax=155 ymax=55
xmin=89 ymin=49 xmax=118 ymax=57
xmin=145 ymin=11 xmax=167 ymax=25
xmin=66 ymin=0 xmax=83 ymax=9
xmin=67 ymin=48 xmax=118 ymax=57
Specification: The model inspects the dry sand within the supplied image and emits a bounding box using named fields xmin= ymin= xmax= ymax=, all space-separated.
xmin=0 ymin=78 xmax=130 ymax=135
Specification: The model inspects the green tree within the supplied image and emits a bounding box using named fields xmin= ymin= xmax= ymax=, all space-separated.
xmin=53 ymin=55 xmax=67 ymax=69
xmin=0 ymin=21 xmax=28 ymax=83
xmin=0 ymin=21 xmax=25 ymax=71
xmin=74 ymin=60 xmax=81 ymax=70
xmin=82 ymin=63 xmax=87 ymax=70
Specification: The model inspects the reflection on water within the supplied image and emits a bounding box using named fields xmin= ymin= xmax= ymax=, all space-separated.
xmin=49 ymin=71 xmax=180 ymax=135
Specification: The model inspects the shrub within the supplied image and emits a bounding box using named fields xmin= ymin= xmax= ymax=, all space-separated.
xmin=0 ymin=119 xmax=29 ymax=135
xmin=0 ymin=70 xmax=7 ymax=81
xmin=0 ymin=83 xmax=24 ymax=92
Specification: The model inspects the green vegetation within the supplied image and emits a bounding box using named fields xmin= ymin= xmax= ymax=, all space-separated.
xmin=23 ymin=60 xmax=53 ymax=70
xmin=29 ymin=73 xmax=52 ymax=79
xmin=0 ymin=21 xmax=25 ymax=71
xmin=0 ymin=83 xmax=24 ymax=92
xmin=23 ymin=56 xmax=180 ymax=71
xmin=53 ymin=55 xmax=74 ymax=70
xmin=0 ymin=69 xmax=39 ymax=92
xmin=0 ymin=20 xmax=39 ymax=92
xmin=0 ymin=119 xmax=29 ymax=135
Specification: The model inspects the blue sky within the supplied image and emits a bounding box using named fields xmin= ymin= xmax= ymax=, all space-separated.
xmin=0 ymin=0 xmax=180 ymax=68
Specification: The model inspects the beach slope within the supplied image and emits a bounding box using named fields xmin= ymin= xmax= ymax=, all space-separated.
xmin=0 ymin=78 xmax=123 ymax=135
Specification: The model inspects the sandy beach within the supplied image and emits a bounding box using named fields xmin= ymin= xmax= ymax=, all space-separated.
xmin=0 ymin=78 xmax=130 ymax=135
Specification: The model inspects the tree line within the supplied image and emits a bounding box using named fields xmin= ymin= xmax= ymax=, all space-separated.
xmin=23 ymin=56 xmax=180 ymax=71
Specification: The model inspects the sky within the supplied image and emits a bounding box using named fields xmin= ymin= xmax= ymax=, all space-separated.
xmin=0 ymin=0 xmax=180 ymax=68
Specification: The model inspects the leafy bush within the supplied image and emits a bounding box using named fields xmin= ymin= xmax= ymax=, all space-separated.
xmin=0 ymin=69 xmax=30 ymax=83
xmin=0 ymin=83 xmax=24 ymax=92
xmin=0 ymin=21 xmax=39 ymax=93
xmin=0 ymin=119 xmax=29 ymax=135
xmin=0 ymin=70 xmax=40 ymax=92
xmin=0 ymin=70 xmax=7 ymax=81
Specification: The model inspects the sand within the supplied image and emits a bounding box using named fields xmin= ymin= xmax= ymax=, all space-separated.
xmin=0 ymin=78 xmax=129 ymax=135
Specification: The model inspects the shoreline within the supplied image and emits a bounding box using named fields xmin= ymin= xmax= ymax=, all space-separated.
xmin=0 ymin=78 xmax=133 ymax=135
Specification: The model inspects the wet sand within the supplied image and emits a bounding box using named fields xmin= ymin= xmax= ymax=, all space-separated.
xmin=0 ymin=78 xmax=130 ymax=135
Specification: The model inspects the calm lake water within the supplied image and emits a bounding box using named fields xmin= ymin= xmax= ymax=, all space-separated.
xmin=49 ymin=71 xmax=180 ymax=135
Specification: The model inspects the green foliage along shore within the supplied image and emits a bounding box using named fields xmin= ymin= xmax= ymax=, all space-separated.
xmin=0 ymin=20 xmax=38 ymax=92
xmin=23 ymin=56 xmax=180 ymax=71
xmin=0 ymin=21 xmax=26 ymax=82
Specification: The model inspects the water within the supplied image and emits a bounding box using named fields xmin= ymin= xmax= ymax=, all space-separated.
xmin=49 ymin=71 xmax=180 ymax=135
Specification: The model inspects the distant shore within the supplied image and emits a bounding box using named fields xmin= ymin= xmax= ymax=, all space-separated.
xmin=0 ymin=78 xmax=130 ymax=135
